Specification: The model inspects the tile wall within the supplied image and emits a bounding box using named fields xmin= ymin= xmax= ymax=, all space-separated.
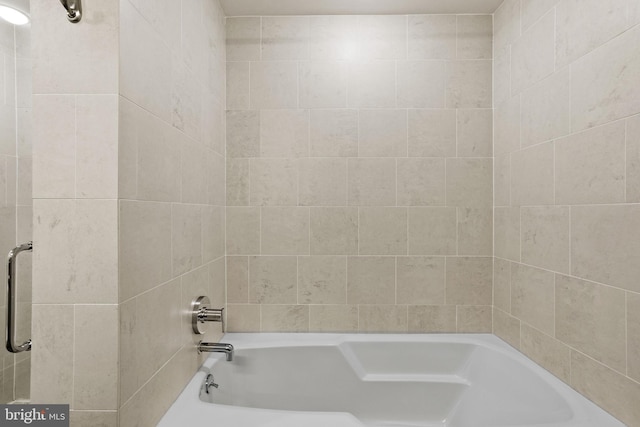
xmin=493 ymin=0 xmax=640 ymax=424
xmin=30 ymin=0 xmax=119 ymax=424
xmin=28 ymin=0 xmax=640 ymax=425
xmin=0 ymin=17 xmax=31 ymax=403
xmin=117 ymin=0 xmax=226 ymax=426
xmin=225 ymin=15 xmax=494 ymax=333
xmin=31 ymin=0 xmax=227 ymax=425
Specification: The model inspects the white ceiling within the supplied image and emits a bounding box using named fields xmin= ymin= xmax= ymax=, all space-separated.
xmin=220 ymin=0 xmax=505 ymax=16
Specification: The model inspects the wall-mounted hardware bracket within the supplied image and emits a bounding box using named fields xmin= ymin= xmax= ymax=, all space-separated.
xmin=59 ymin=0 xmax=82 ymax=23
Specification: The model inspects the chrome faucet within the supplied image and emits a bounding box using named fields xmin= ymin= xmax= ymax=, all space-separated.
xmin=198 ymin=341 xmax=234 ymax=361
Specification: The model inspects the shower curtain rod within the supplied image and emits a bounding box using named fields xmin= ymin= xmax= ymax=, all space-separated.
xmin=59 ymin=0 xmax=82 ymax=23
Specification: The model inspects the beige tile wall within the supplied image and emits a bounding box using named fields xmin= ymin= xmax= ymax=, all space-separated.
xmin=118 ymin=0 xmax=226 ymax=426
xmin=0 ymin=18 xmax=31 ymax=403
xmin=31 ymin=0 xmax=227 ymax=425
xmin=493 ymin=1 xmax=640 ymax=424
xmin=30 ymin=0 xmax=119 ymax=423
xmin=28 ymin=1 xmax=640 ymax=425
xmin=225 ymin=15 xmax=493 ymax=333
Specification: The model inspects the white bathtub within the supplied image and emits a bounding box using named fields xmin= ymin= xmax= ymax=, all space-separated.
xmin=158 ymin=334 xmax=623 ymax=427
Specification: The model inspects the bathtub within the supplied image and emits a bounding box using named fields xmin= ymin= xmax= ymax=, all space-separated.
xmin=158 ymin=334 xmax=624 ymax=427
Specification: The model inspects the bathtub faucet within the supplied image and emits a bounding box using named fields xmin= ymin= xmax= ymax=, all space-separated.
xmin=198 ymin=341 xmax=234 ymax=361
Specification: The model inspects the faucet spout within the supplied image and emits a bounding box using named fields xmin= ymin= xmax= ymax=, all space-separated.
xmin=198 ymin=341 xmax=234 ymax=361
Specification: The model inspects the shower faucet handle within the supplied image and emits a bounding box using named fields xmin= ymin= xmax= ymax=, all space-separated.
xmin=198 ymin=306 xmax=225 ymax=332
xmin=191 ymin=296 xmax=225 ymax=333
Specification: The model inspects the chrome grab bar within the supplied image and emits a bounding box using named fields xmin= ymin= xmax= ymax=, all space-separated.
xmin=6 ymin=241 xmax=32 ymax=353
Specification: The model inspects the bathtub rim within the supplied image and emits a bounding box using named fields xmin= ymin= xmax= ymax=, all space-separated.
xmin=158 ymin=333 xmax=624 ymax=427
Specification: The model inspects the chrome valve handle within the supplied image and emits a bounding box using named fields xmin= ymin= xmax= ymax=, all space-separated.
xmin=191 ymin=296 xmax=225 ymax=333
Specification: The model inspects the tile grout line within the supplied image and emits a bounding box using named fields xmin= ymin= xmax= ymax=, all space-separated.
xmin=568 ymin=204 xmax=572 ymax=276
xmin=624 ymin=119 xmax=628 ymax=203
xmin=71 ymin=306 xmax=76 ymax=410
xmin=73 ymin=95 xmax=78 ymax=198
xmin=552 ymin=273 xmax=556 ymax=338
xmin=625 ymin=291 xmax=629 ymax=377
